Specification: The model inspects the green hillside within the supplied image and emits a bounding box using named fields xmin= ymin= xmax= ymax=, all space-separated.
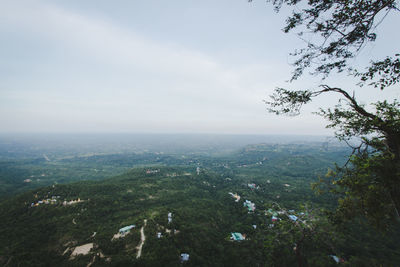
xmin=1 ymin=164 xmax=399 ymax=266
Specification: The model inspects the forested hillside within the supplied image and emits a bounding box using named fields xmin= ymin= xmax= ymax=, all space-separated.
xmin=1 ymin=142 xmax=399 ymax=266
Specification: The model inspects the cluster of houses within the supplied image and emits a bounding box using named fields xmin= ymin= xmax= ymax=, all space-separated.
xmin=146 ymin=169 xmax=160 ymax=174
xmin=31 ymin=195 xmax=60 ymax=207
xmin=227 ymin=183 xmax=308 ymax=243
xmin=30 ymin=196 xmax=86 ymax=208
xmin=243 ymin=200 xmax=256 ymax=212
xmin=266 ymin=209 xmax=281 ymax=225
xmin=63 ymin=198 xmax=84 ymax=206
xmin=265 ymin=208 xmax=303 ymax=228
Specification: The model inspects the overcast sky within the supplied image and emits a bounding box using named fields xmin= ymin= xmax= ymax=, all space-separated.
xmin=1 ymin=0 xmax=399 ymax=135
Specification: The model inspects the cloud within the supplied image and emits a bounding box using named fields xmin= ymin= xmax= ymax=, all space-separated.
xmin=0 ymin=1 xmax=331 ymax=134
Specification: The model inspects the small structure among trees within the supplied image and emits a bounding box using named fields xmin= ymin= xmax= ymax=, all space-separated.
xmin=230 ymin=232 xmax=245 ymax=241
xmin=180 ymin=253 xmax=190 ymax=262
xmin=119 ymin=225 xmax=135 ymax=235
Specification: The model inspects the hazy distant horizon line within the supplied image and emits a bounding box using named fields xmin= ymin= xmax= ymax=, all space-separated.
xmin=0 ymin=131 xmax=334 ymax=137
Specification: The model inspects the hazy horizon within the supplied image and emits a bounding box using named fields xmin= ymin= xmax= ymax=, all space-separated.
xmin=0 ymin=132 xmax=339 ymax=157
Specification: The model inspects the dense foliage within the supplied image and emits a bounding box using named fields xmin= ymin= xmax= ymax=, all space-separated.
xmin=261 ymin=0 xmax=400 ymax=227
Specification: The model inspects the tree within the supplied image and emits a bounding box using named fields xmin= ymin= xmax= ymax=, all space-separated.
xmin=254 ymin=0 xmax=400 ymax=228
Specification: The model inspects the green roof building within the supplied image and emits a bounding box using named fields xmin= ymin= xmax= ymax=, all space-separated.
xmin=231 ymin=232 xmax=245 ymax=241
xmin=119 ymin=225 xmax=135 ymax=234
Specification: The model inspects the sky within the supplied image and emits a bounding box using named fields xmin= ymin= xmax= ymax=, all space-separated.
xmin=1 ymin=0 xmax=399 ymax=135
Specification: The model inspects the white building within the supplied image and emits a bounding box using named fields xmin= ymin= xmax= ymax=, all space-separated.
xmin=181 ymin=253 xmax=190 ymax=262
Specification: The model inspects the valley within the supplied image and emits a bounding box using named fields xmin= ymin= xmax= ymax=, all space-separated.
xmin=0 ymin=135 xmax=399 ymax=266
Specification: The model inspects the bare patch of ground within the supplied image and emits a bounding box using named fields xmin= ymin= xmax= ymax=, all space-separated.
xmin=70 ymin=243 xmax=93 ymax=259
xmin=111 ymin=233 xmax=123 ymax=240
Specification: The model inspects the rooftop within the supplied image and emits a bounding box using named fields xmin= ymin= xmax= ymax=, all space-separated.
xmin=119 ymin=225 xmax=135 ymax=233
xmin=231 ymin=232 xmax=245 ymax=241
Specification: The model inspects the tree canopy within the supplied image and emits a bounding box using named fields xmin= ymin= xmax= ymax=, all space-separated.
xmin=259 ymin=0 xmax=400 ymax=228
xmin=250 ymin=0 xmax=399 ymax=80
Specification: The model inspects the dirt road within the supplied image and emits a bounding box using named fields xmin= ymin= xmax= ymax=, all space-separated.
xmin=136 ymin=219 xmax=147 ymax=259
